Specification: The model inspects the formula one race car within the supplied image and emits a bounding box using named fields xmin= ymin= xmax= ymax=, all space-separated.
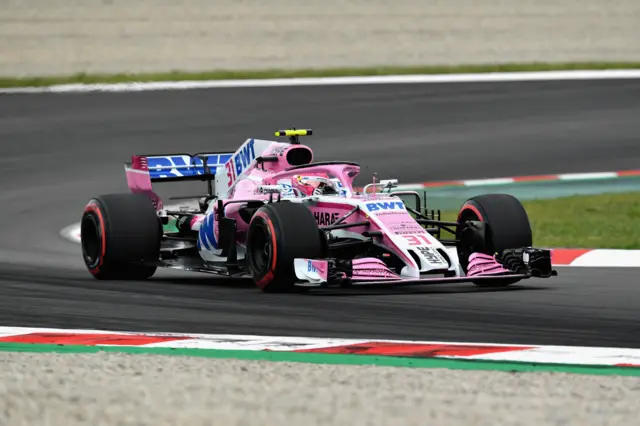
xmin=80 ymin=129 xmax=557 ymax=292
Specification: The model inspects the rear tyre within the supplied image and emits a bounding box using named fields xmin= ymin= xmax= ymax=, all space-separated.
xmin=246 ymin=202 xmax=325 ymax=293
xmin=81 ymin=193 xmax=161 ymax=280
xmin=455 ymin=194 xmax=532 ymax=287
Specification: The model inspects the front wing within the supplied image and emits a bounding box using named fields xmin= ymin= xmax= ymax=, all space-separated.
xmin=293 ymin=248 xmax=557 ymax=289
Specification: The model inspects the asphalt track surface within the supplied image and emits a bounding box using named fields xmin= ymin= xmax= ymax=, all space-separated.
xmin=1 ymin=79 xmax=640 ymax=348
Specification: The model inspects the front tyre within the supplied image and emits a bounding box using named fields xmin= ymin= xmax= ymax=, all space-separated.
xmin=246 ymin=202 xmax=325 ymax=293
xmin=455 ymin=193 xmax=532 ymax=287
xmin=81 ymin=193 xmax=161 ymax=280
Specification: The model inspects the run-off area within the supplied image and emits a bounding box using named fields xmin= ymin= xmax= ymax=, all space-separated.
xmin=1 ymin=351 xmax=639 ymax=426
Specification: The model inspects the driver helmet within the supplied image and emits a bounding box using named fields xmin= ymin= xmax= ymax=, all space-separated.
xmin=292 ymin=175 xmax=340 ymax=196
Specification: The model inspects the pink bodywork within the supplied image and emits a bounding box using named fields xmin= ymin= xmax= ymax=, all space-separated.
xmin=466 ymin=253 xmax=511 ymax=277
xmin=125 ymin=140 xmax=520 ymax=281
xmin=124 ymin=156 xmax=163 ymax=210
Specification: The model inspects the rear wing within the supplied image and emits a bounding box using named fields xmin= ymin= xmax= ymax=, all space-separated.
xmin=124 ymin=152 xmax=233 ymax=209
xmin=131 ymin=152 xmax=233 ymax=182
xmin=124 ymin=132 xmax=310 ymax=207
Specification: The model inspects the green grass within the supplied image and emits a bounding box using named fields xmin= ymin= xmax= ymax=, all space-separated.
xmin=438 ymin=192 xmax=640 ymax=249
xmin=2 ymin=61 xmax=640 ymax=88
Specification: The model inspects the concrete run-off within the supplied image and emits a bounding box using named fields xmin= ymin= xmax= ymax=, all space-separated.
xmin=2 ymin=0 xmax=640 ymax=76
xmin=3 ymin=351 xmax=640 ymax=426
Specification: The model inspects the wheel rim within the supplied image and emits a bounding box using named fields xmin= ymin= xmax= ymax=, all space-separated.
xmin=81 ymin=214 xmax=101 ymax=268
xmin=249 ymin=223 xmax=271 ymax=276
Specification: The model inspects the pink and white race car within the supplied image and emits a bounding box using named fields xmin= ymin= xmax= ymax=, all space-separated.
xmin=80 ymin=129 xmax=557 ymax=292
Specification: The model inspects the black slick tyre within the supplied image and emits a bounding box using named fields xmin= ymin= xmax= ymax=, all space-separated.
xmin=81 ymin=193 xmax=161 ymax=280
xmin=246 ymin=202 xmax=325 ymax=293
xmin=455 ymin=193 xmax=532 ymax=287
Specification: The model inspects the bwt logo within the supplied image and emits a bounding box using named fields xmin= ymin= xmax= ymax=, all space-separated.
xmin=234 ymin=139 xmax=256 ymax=176
xmin=307 ymin=260 xmax=318 ymax=273
xmin=225 ymin=139 xmax=256 ymax=186
xmin=365 ymin=201 xmax=405 ymax=212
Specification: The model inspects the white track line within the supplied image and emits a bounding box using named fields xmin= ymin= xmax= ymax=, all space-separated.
xmin=460 ymin=178 xmax=516 ymax=186
xmin=3 ymin=69 xmax=640 ymax=94
xmin=557 ymin=172 xmax=620 ymax=180
xmin=1 ymin=325 xmax=640 ymax=366
xmin=568 ymin=250 xmax=640 ymax=267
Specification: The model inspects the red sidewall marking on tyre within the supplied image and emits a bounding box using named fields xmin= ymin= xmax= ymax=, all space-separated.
xmin=83 ymin=202 xmax=107 ymax=274
xmin=458 ymin=205 xmax=484 ymax=221
xmin=253 ymin=211 xmax=278 ymax=289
